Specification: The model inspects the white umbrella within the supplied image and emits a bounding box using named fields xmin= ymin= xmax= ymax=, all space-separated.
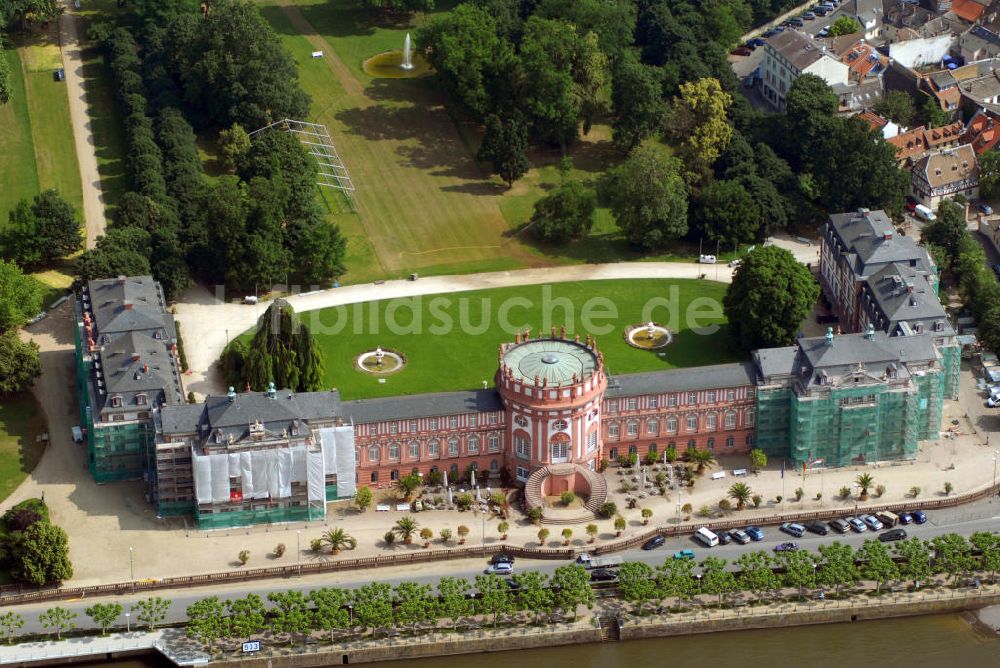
xmin=447 ymin=487 xmax=453 ymax=504
xmin=442 ymin=470 xmax=448 ymax=488
xmin=470 ymin=469 xmax=477 ymax=487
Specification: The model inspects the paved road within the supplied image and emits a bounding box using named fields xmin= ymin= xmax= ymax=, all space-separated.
xmin=57 ymin=0 xmax=106 ymax=248
xmin=6 ymin=504 xmax=997 ymax=634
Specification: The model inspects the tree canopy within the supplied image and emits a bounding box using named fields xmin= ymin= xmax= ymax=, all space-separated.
xmin=603 ymin=143 xmax=688 ymax=250
xmin=723 ymin=245 xmax=819 ymax=350
xmin=3 ymin=189 xmax=81 ymax=269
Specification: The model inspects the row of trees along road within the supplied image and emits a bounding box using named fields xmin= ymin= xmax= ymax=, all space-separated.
xmin=80 ymin=0 xmax=345 ymax=298
xmin=419 ymin=2 xmax=907 ymax=254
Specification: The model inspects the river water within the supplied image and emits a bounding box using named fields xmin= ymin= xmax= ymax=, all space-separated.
xmin=96 ymin=613 xmax=1000 ymax=667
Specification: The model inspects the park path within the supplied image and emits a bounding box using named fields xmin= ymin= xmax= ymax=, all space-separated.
xmin=174 ymin=236 xmax=821 ymax=397
xmin=57 ymin=0 xmax=106 ymax=248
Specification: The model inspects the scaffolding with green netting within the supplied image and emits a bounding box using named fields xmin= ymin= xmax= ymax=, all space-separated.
xmin=754 ymin=385 xmax=792 ymax=459
xmin=195 ymin=503 xmax=325 ymax=530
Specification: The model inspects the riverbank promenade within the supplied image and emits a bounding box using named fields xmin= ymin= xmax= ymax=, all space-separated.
xmin=0 ymin=628 xmax=208 ymax=666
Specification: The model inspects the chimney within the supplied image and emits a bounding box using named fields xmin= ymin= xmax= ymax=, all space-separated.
xmin=123 ymin=301 xmax=133 ymax=310
xmin=883 ymin=231 xmax=893 ymax=241
xmin=117 ymin=275 xmax=126 ymax=285
xmin=227 ymin=386 xmax=237 ymax=403
xmin=131 ymin=353 xmax=141 ymax=362
xmin=142 ymin=363 xmax=149 ymax=373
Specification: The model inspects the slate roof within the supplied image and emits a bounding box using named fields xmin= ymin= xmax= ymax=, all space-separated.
xmin=605 ymin=363 xmax=756 ymax=398
xmin=341 ymin=390 xmax=504 ymax=425
xmin=828 ymin=209 xmax=935 ymax=278
xmin=865 ymin=263 xmax=948 ymax=327
xmin=768 ymin=30 xmax=829 ymax=71
xmin=913 ymin=144 xmax=979 ymax=190
xmin=86 ymin=276 xmax=175 ymax=339
xmin=99 ymin=331 xmax=184 ymax=404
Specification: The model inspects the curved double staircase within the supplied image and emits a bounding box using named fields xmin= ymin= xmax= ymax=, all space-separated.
xmin=524 ymin=463 xmax=608 ymax=525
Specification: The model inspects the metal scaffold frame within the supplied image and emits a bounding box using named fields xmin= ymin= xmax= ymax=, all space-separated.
xmin=249 ymin=119 xmax=356 ymax=202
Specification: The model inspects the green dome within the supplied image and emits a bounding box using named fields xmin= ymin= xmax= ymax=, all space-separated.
xmin=502 ymin=339 xmax=599 ymax=386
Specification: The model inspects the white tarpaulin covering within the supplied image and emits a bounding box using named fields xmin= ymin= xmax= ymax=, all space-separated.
xmin=276 ymin=449 xmax=292 ymax=498
xmin=211 ymin=454 xmax=230 ymax=503
xmin=307 ymin=450 xmax=326 ymax=502
xmin=240 ymin=452 xmax=254 ymax=498
xmin=318 ymin=425 xmax=357 ymax=498
xmin=194 ymin=447 xmax=212 ymax=504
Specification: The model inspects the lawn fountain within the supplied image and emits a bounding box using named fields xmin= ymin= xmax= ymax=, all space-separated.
xmin=362 ymin=32 xmax=432 ymax=79
xmin=355 ymin=346 xmax=407 ymax=375
xmin=624 ymin=321 xmax=673 ymax=350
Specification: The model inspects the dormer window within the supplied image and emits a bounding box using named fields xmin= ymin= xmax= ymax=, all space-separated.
xmin=154 ymin=330 xmax=163 ymax=340
xmin=111 ymin=395 xmax=123 ymax=408
xmin=136 ymin=394 xmax=148 ymax=406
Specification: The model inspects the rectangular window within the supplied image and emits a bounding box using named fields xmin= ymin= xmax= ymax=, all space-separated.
xmin=649 ymin=397 xmax=658 ymax=409
xmin=490 ymin=414 xmax=498 ymax=424
xmin=668 ymin=395 xmax=677 ymax=407
xmin=686 ymin=415 xmax=698 ymax=432
xmin=627 ymin=422 xmax=639 ymax=436
xmin=515 ymin=437 xmax=530 ymax=459
xmin=687 ymin=392 xmax=697 ymax=405
xmin=707 ymin=391 xmax=716 ymax=404
xmin=488 ymin=434 xmax=500 ymax=452
xmin=516 ymin=466 xmax=529 ymax=482
xmin=409 ymin=443 xmax=420 ymax=459
xmin=587 ymin=431 xmax=598 ymax=452
xmin=746 ymin=410 xmax=755 ymax=427
xmin=428 ymin=441 xmax=440 ymax=456
xmin=608 ymin=423 xmax=620 ymax=440
xmin=468 ymin=438 xmax=479 ymax=454
xmin=725 ymin=412 xmax=736 ymax=429
xmin=727 ymin=390 xmax=735 ymax=402
xmin=627 ymin=399 xmax=637 ymax=411
xmin=429 ymin=419 xmax=438 ymax=430
xmin=448 ymin=440 xmax=459 ymax=456
xmin=469 ymin=415 xmax=478 ymax=427
xmin=389 ymin=423 xmax=398 ymax=434
xmin=607 ymin=400 xmax=618 ymax=414
xmin=448 ymin=416 xmax=458 ymax=429
xmin=409 ymin=420 xmax=418 ymax=432
xmin=706 ymin=414 xmax=717 ymax=431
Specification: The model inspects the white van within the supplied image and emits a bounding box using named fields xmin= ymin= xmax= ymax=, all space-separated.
xmin=695 ymin=527 xmax=720 ymax=547
xmin=914 ymin=204 xmax=936 ymax=221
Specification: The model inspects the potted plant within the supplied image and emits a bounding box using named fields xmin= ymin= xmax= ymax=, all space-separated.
xmin=457 ymin=525 xmax=470 ymax=544
xmin=561 ymin=528 xmax=573 ymax=545
xmin=641 ymin=508 xmax=653 ymax=525
xmin=537 ymin=528 xmax=550 ymax=546
xmin=586 ymin=523 xmax=598 ymax=543
xmin=497 ymin=521 xmax=509 ymax=541
xmin=614 ymin=515 xmax=626 ymax=536
xmin=420 ymin=527 xmax=433 ymax=548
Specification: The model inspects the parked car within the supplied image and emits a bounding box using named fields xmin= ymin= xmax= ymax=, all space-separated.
xmin=642 ymin=535 xmax=666 ymax=550
xmin=731 ymin=46 xmax=752 ymax=56
xmin=674 ymin=549 xmax=696 ymax=561
xmin=54 ymin=67 xmax=64 ymax=82
xmin=774 ymin=542 xmax=799 ymax=552
xmin=505 ymin=578 xmax=521 ymax=590
xmin=485 ymin=562 xmax=513 ymax=575
xmin=730 ymin=529 xmax=752 ymax=545
xmin=490 ymin=553 xmax=515 ymax=565
xmin=716 ymin=530 xmax=733 ymax=546
xmin=747 ymin=38 xmax=766 ymax=48
xmin=71 ymin=425 xmax=84 ymax=443
xmin=817 ymin=26 xmax=830 ymax=37
xmin=805 ymin=521 xmax=829 ymax=536
xmin=787 ymin=17 xmax=804 ymax=26
xmin=728 ymin=258 xmax=742 ymax=268
xmin=745 ymin=526 xmax=764 ymax=541
xmin=879 ymin=528 xmax=908 ymax=543
xmin=699 ymin=254 xmax=717 ymax=264
xmin=590 ymin=568 xmax=618 ymax=582
xmin=762 ymin=28 xmax=780 ymax=37
xmin=780 ymin=522 xmax=806 ymax=538
xmin=815 ymin=6 xmax=830 ymax=15
xmin=829 ymin=518 xmax=851 ymax=534
xmin=898 ymin=512 xmax=914 ymax=525
xmin=911 ymin=510 xmax=927 ymax=524
xmin=979 ymin=203 xmax=993 ymax=215
xmin=861 ymin=514 xmax=884 ymax=531
xmin=847 ymin=516 xmax=867 ymax=533
xmin=905 ymin=198 xmax=918 ymax=212
xmin=802 ymin=11 xmax=816 ymax=19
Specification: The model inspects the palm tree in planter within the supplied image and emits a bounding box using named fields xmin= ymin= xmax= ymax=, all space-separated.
xmin=537 ymin=528 xmax=550 ymax=546
xmin=393 ymin=516 xmax=419 ymax=544
xmin=457 ymin=525 xmax=470 ymax=544
xmin=419 ymin=527 xmax=433 ymax=548
xmin=728 ymin=482 xmax=752 ymax=510
xmin=439 ymin=528 xmax=452 ymax=544
xmin=322 ymin=527 xmax=358 ymax=555
xmin=856 ymin=473 xmax=875 ymax=501
xmin=614 ymin=515 xmax=626 ymax=536
xmin=561 ymin=528 xmax=573 ymax=545
xmin=395 ymin=474 xmax=422 ymax=501
xmin=691 ymin=449 xmax=717 ymax=474
xmin=586 ymin=523 xmax=599 ymax=543
xmin=497 ymin=521 xmax=509 ymax=540
xmin=640 ymin=508 xmax=653 ymax=525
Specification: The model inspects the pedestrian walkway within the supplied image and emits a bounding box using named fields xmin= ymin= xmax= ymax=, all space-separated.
xmin=0 ymin=628 xmax=209 ymax=666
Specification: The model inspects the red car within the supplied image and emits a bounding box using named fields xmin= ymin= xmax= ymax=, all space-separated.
xmin=731 ymin=46 xmax=752 ymax=56
xmin=905 ymin=199 xmax=917 ymax=212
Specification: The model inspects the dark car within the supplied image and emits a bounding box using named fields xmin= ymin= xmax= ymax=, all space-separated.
xmin=730 ymin=529 xmax=752 ymax=545
xmin=805 ymin=521 xmax=829 ymax=536
xmin=505 ymin=578 xmax=521 ymax=590
xmin=746 ymin=526 xmax=765 ymax=541
xmin=54 ymin=67 xmax=65 ymax=82
xmin=802 ymin=11 xmax=817 ymax=19
xmin=815 ymin=6 xmax=830 ymax=15
xmin=829 ymin=518 xmax=851 ymax=534
xmin=716 ymin=530 xmax=733 ymax=546
xmin=590 ymin=568 xmax=618 ymax=582
xmin=898 ymin=512 xmax=914 ymax=525
xmin=879 ymin=528 xmax=908 ymax=543
xmin=774 ymin=542 xmax=799 ymax=552
xmin=911 ymin=510 xmax=927 ymax=524
xmin=731 ymin=46 xmax=752 ymax=56
xmin=787 ymin=17 xmax=804 ymax=26
xmin=642 ymin=535 xmax=666 ymax=551
xmin=747 ymin=38 xmax=766 ymax=48
xmin=490 ymin=553 xmax=515 ymax=566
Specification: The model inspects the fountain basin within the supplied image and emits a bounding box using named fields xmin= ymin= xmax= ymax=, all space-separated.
xmin=624 ymin=322 xmax=673 ymax=350
xmin=362 ymin=51 xmax=432 ymax=79
xmin=355 ymin=348 xmax=407 ymax=375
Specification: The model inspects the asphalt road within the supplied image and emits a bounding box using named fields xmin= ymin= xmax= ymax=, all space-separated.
xmin=9 ymin=502 xmax=1000 ymax=634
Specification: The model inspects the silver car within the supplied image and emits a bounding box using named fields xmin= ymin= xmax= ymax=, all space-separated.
xmin=861 ymin=514 xmax=884 ymax=531
xmin=847 ymin=516 xmax=867 ymax=533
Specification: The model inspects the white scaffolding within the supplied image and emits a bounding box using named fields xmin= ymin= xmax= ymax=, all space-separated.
xmin=249 ymin=119 xmax=356 ymax=198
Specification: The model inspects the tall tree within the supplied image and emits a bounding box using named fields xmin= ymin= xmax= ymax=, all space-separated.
xmin=529 ymin=179 xmax=596 ymax=242
xmin=309 ymin=588 xmax=351 ymax=640
xmin=85 ymin=603 xmax=123 ymax=636
xmin=133 ymin=597 xmax=170 ymax=631
xmin=352 ymin=582 xmax=394 ymax=637
xmin=0 ymin=611 xmax=24 ymax=645
xmin=817 ymin=541 xmax=858 ymax=596
xmin=38 ymin=607 xmax=76 ymax=639
xmin=267 ymin=591 xmax=312 ymax=645
xmin=780 ymin=548 xmax=818 ymax=600
xmin=617 ymin=561 xmax=657 ymax=613
xmin=858 ymin=539 xmax=899 ymax=594
xmin=735 ymin=551 xmax=779 ymax=602
xmin=872 ymin=90 xmax=916 ymax=127
xmin=185 ymin=597 xmax=229 ymax=650
xmin=0 ymin=50 xmax=11 ymax=106
xmin=436 ymin=577 xmax=472 ymax=629
xmin=474 ymin=574 xmax=514 ymax=627
xmin=519 ymin=16 xmax=583 ymax=149
xmin=0 ymin=330 xmax=40 ymax=394
xmin=699 ymin=556 xmax=737 ymax=606
xmin=477 ymin=114 xmax=530 ymax=188
xmin=3 ymin=190 xmax=82 ymax=268
xmin=392 ymin=582 xmax=433 ymax=633
xmin=512 ymin=571 xmax=553 ymax=624
xmin=550 ymin=564 xmax=594 ymax=618
xmin=893 ymin=538 xmax=932 ymax=586
xmin=611 ymin=49 xmax=664 ymax=151
xmin=74 ymin=228 xmax=152 ymax=286
xmin=695 ymin=178 xmax=761 ymax=245
xmin=8 ymin=520 xmax=72 ymax=585
xmin=979 ymin=150 xmax=1000 ymax=200
xmin=0 ymin=259 xmax=41 ymax=331
xmin=723 ymin=245 xmax=819 ymax=350
xmin=667 ymin=77 xmax=733 ymax=182
xmin=227 ymin=594 xmax=265 ymax=639
xmin=603 ymin=143 xmax=688 ymax=249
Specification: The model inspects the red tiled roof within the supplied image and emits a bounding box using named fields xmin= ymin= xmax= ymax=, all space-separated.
xmin=963 ymin=109 xmax=1000 ymax=153
xmin=952 ymin=0 xmax=985 ymax=22
xmin=859 ymin=111 xmax=888 ymax=131
xmin=888 ymin=125 xmax=930 ymax=165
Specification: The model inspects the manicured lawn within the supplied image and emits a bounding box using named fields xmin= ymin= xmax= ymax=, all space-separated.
xmin=306 ymin=279 xmax=740 ymax=400
xmin=32 ymin=266 xmax=74 ymax=308
xmin=24 ymin=69 xmax=84 ymax=217
xmin=0 ymin=48 xmax=40 ymax=231
xmin=0 ymin=394 xmax=47 ymax=504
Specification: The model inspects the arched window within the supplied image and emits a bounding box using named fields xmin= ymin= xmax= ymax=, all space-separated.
xmin=488 ymin=433 xmax=500 ymax=452
xmin=746 ymin=434 xmax=754 ymax=446
xmin=467 ymin=435 xmax=479 ymax=454
xmin=368 ymin=447 xmax=379 ymax=463
xmin=646 ymin=418 xmax=659 ymax=435
xmin=706 ymin=413 xmax=717 ymax=431
xmin=370 ymin=471 xmax=378 ymax=483
xmin=428 ymin=439 xmax=440 ymax=457
xmin=551 ymin=440 xmax=569 ymax=462
xmin=388 ymin=444 xmax=400 ymax=461
xmin=408 ymin=441 xmax=420 ymax=459
xmin=686 ymin=414 xmax=698 ymax=432
xmin=608 ymin=422 xmax=620 ymax=440
xmin=628 ymin=444 xmax=637 ymax=455
xmin=707 ymin=438 xmax=715 ymax=450
xmin=448 ymin=437 xmax=459 ymax=456
xmin=627 ymin=420 xmax=639 ymax=436
xmin=725 ymin=411 xmax=737 ymax=429
xmin=514 ymin=433 xmax=531 ymax=459
xmin=490 ymin=459 xmax=499 ymax=471
xmin=666 ymin=416 xmax=678 ymax=433
xmin=390 ymin=469 xmax=399 ymax=481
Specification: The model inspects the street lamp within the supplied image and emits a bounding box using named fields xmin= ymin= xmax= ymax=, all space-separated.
xmin=348 ymin=604 xmax=353 ymax=625
xmin=296 ymin=530 xmax=301 ymax=573
xmin=129 ymin=546 xmax=134 ymax=580
xmin=993 ymin=452 xmax=999 ymax=494
xmin=696 ymin=573 xmax=702 ymax=594
xmin=125 ymin=611 xmax=130 ymax=633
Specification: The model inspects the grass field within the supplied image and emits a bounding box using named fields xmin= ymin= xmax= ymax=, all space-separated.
xmin=0 ymin=394 xmax=47 ymax=504
xmin=0 ymin=48 xmax=40 ymax=230
xmin=23 ymin=69 xmax=84 ymax=218
xmin=305 ymin=279 xmax=740 ymax=400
